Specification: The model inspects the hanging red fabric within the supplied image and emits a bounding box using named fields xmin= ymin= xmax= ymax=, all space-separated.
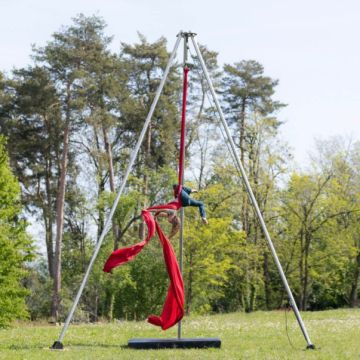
xmin=103 ymin=66 xmax=190 ymax=330
xmin=103 ymin=199 xmax=183 ymax=330
xmin=178 ymin=66 xmax=189 ymax=189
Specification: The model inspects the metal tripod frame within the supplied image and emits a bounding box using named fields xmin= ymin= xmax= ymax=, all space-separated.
xmin=51 ymin=31 xmax=314 ymax=350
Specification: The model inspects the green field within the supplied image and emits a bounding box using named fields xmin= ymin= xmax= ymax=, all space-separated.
xmin=0 ymin=309 xmax=359 ymax=360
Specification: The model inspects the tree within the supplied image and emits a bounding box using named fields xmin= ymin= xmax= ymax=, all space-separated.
xmin=184 ymin=219 xmax=246 ymax=313
xmin=222 ymin=60 xmax=285 ymax=233
xmin=279 ymin=169 xmax=358 ymax=310
xmin=2 ymin=66 xmax=61 ymax=279
xmin=0 ymin=135 xmax=34 ymax=327
xmin=222 ymin=60 xmax=285 ymax=165
xmin=75 ymin=37 xmax=128 ymax=249
xmin=33 ymin=14 xmax=113 ymax=321
xmin=310 ymin=138 xmax=360 ymax=308
xmin=120 ymin=34 xmax=181 ymax=238
xmin=221 ymin=60 xmax=288 ymax=311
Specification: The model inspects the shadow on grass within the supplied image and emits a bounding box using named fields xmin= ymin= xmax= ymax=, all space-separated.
xmin=4 ymin=343 xmax=127 ymax=351
xmin=72 ymin=343 xmax=127 ymax=348
xmin=7 ymin=344 xmax=45 ymax=350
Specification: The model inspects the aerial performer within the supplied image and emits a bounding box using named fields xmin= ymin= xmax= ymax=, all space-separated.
xmin=172 ymin=184 xmax=208 ymax=225
xmin=154 ymin=185 xmax=208 ymax=238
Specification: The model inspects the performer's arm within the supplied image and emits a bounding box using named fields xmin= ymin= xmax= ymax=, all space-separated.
xmin=155 ymin=211 xmax=168 ymax=218
xmin=168 ymin=217 xmax=180 ymax=238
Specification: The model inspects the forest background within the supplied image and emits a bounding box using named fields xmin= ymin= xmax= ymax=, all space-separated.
xmin=0 ymin=14 xmax=359 ymax=327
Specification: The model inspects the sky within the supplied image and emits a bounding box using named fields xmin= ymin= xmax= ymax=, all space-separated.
xmin=1 ymin=0 xmax=359 ymax=165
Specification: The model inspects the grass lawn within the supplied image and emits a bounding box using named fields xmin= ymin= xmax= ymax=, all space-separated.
xmin=0 ymin=309 xmax=359 ymax=359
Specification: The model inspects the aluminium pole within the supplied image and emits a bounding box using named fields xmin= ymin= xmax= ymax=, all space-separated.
xmin=190 ymin=35 xmax=315 ymax=349
xmin=51 ymin=33 xmax=182 ymax=349
xmin=177 ymin=31 xmax=190 ymax=340
xmin=177 ymin=33 xmax=185 ymax=340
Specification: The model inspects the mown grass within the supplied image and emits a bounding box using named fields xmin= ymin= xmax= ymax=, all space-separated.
xmin=0 ymin=309 xmax=359 ymax=359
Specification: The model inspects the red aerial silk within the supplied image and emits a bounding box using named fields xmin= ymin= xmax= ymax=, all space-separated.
xmin=103 ymin=196 xmax=184 ymax=330
xmin=103 ymin=66 xmax=190 ymax=330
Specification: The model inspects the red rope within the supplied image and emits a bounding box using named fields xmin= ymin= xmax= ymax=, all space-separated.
xmin=178 ymin=66 xmax=189 ymax=188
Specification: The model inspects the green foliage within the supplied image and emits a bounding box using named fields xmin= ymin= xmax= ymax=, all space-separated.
xmin=111 ymin=244 xmax=169 ymax=320
xmin=95 ymin=166 xmax=178 ymax=320
xmin=184 ymin=216 xmax=246 ymax=314
xmin=278 ymin=162 xmax=360 ymax=310
xmin=24 ymin=262 xmax=53 ymax=320
xmin=180 ymin=182 xmax=246 ymax=314
xmin=0 ymin=136 xmax=34 ymax=327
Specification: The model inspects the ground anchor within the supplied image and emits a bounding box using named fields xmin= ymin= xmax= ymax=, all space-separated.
xmin=51 ymin=341 xmax=64 ymax=350
xmin=128 ymin=337 xmax=221 ymax=349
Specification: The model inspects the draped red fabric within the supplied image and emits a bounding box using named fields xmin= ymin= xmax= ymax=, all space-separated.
xmin=147 ymin=220 xmax=184 ymax=329
xmin=103 ymin=196 xmax=184 ymax=330
xmin=103 ymin=67 xmax=190 ymax=330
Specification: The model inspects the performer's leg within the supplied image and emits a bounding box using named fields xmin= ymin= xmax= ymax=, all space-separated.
xmin=187 ymin=198 xmax=206 ymax=219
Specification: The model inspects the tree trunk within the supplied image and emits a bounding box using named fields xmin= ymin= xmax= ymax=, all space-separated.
xmin=102 ymin=125 xmax=121 ymax=250
xmin=239 ymin=99 xmax=249 ymax=234
xmin=263 ymin=251 xmax=271 ymax=309
xmin=97 ymin=178 xmax=105 ymax=238
xmin=239 ymin=99 xmax=246 ymax=166
xmin=299 ymin=229 xmax=304 ymax=310
xmin=185 ymin=249 xmax=193 ymax=315
xmin=93 ymin=127 xmax=106 ymax=238
xmin=249 ymin=283 xmax=257 ymax=312
xmin=197 ymin=84 xmax=207 ymax=189
xmin=52 ymin=121 xmax=70 ymax=321
xmin=139 ymin=122 xmax=152 ymax=240
xmin=302 ymin=232 xmax=311 ymax=310
xmin=108 ymin=293 xmax=115 ymax=321
xmin=45 ymin=157 xmax=54 ymax=278
xmin=349 ymin=250 xmax=360 ymax=307
xmin=102 ymin=126 xmax=115 ymax=191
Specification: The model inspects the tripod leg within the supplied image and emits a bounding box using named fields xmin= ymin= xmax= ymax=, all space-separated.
xmin=190 ymin=35 xmax=315 ymax=350
xmin=51 ymin=33 xmax=182 ymax=349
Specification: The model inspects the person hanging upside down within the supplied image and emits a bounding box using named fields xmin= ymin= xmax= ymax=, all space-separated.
xmin=155 ymin=210 xmax=180 ymax=238
xmin=173 ymin=184 xmax=208 ymax=225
